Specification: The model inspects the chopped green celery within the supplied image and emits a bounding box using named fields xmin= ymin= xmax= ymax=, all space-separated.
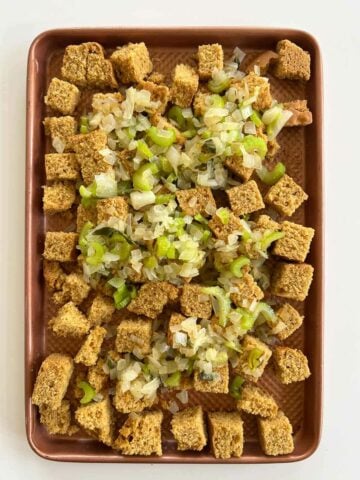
xmin=214 ymin=351 xmax=228 ymax=364
xmin=81 ymin=196 xmax=97 ymax=208
xmin=80 ymin=116 xmax=89 ymax=134
xmin=79 ymin=184 xmax=94 ymax=199
xmin=250 ymin=111 xmax=263 ymax=127
xmin=78 ymin=381 xmax=95 ymax=404
xmin=80 ymin=125 xmax=89 ymax=134
xmin=248 ymin=348 xmax=263 ymax=370
xmin=187 ymin=358 xmax=195 ymax=375
xmin=137 ymin=139 xmax=153 ymax=159
xmin=155 ymin=236 xmax=171 ymax=257
xmin=202 ymin=286 xmax=231 ymax=327
xmin=164 ymin=371 xmax=181 ymax=387
xmin=79 ymin=221 xmax=94 ymax=250
xmin=117 ymin=180 xmax=133 ymax=195
xmin=155 ymin=193 xmax=175 ymax=204
xmin=194 ymin=213 xmax=208 ymax=225
xmin=126 ymin=127 xmax=136 ymax=139
xmin=210 ymin=94 xmax=225 ymax=108
xmin=113 ymin=283 xmax=136 ymax=310
xmin=253 ymin=302 xmax=276 ymax=326
xmin=107 ymin=276 xmax=125 ymax=289
xmin=111 ymin=241 xmax=131 ymax=261
xmin=172 ymin=217 xmax=185 ymax=236
xmin=166 ymin=244 xmax=177 ymax=259
xmin=168 ymin=105 xmax=186 ymax=129
xmin=183 ymin=129 xmax=197 ymax=139
xmin=217 ymin=208 xmax=230 ymax=225
xmin=237 ymin=308 xmax=255 ymax=331
xmin=141 ymin=364 xmax=151 ymax=376
xmin=159 ymin=156 xmax=173 ymax=174
xmin=148 ymin=126 xmax=176 ymax=147
xmin=166 ymin=173 xmax=177 ymax=184
xmin=86 ymin=242 xmax=106 ymax=266
xmin=229 ymin=375 xmax=245 ymax=399
xmin=229 ymin=256 xmax=250 ymax=278
xmin=80 ymin=116 xmax=88 ymax=125
xmin=262 ymin=105 xmax=282 ymax=126
xmin=201 ymin=129 xmax=212 ymax=140
xmin=198 ymin=152 xmax=213 ymax=163
xmin=224 ymin=340 xmax=242 ymax=353
xmin=208 ymin=78 xmax=231 ymax=94
xmin=257 ymin=162 xmax=286 ymax=186
xmin=242 ymin=135 xmax=267 ymax=160
xmin=132 ymin=162 xmax=159 ymax=192
xmin=241 ymin=230 xmax=252 ymax=242
xmin=143 ymin=255 xmax=158 ymax=269
xmin=260 ymin=231 xmax=285 ymax=250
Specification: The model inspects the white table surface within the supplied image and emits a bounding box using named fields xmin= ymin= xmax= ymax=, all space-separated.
xmin=1 ymin=0 xmax=359 ymax=478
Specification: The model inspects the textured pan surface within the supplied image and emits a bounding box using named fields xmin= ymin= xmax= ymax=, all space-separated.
xmin=25 ymin=27 xmax=323 ymax=463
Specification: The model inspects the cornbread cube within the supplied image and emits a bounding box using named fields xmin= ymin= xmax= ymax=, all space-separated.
xmin=284 ymin=100 xmax=313 ymax=127
xmin=255 ymin=214 xmax=280 ymax=233
xmin=227 ymin=181 xmax=265 ymax=216
xmin=53 ymin=272 xmax=90 ymax=306
xmin=275 ymin=303 xmax=303 ymax=340
xmin=224 ymin=155 xmax=254 ymax=182
xmin=273 ymin=346 xmax=311 ymax=384
xmin=75 ymin=397 xmax=113 ymax=446
xmin=91 ymin=92 xmax=123 ymax=112
xmin=113 ymin=410 xmax=163 ymax=456
xmin=39 ymin=400 xmax=73 ymax=435
xmin=273 ymin=39 xmax=311 ymax=81
xmin=88 ymin=359 xmax=109 ymax=393
xmin=44 ymin=77 xmax=80 ymax=115
xmin=113 ymin=383 xmax=155 ymax=413
xmin=265 ymin=174 xmax=308 ymax=217
xmin=96 ymin=196 xmax=128 ymax=223
xmin=147 ymin=71 xmax=165 ymax=84
xmin=128 ymin=282 xmax=178 ymax=319
xmin=171 ymin=64 xmax=199 ymax=108
xmin=258 ymin=411 xmax=294 ymax=456
xmin=76 ymin=204 xmax=97 ymax=232
xmin=32 ymin=353 xmax=74 ymax=409
xmin=61 ymin=42 xmax=99 ymax=86
xmin=110 ymin=42 xmax=153 ymax=84
xmin=230 ymin=273 xmax=264 ymax=307
xmin=171 ymin=406 xmax=207 ymax=451
xmin=138 ymin=80 xmax=170 ymax=114
xmin=115 ymin=318 xmax=152 ymax=354
xmin=237 ymin=384 xmax=278 ymax=418
xmin=71 ymin=130 xmax=111 ymax=185
xmin=43 ymin=260 xmax=65 ymax=291
xmin=233 ymin=73 xmax=272 ymax=111
xmin=88 ymin=294 xmax=115 ymax=326
xmin=245 ymin=50 xmax=279 ymax=75
xmin=74 ymin=326 xmax=107 ymax=366
xmin=198 ymin=44 xmax=224 ymax=80
xmin=194 ymin=364 xmax=229 ymax=394
xmin=167 ymin=312 xmax=186 ymax=346
xmin=235 ymin=335 xmax=272 ymax=382
xmin=50 ymin=301 xmax=90 ymax=337
xmin=271 ymin=263 xmax=314 ymax=301
xmin=273 ymin=221 xmax=314 ymax=262
xmin=193 ymin=91 xmax=209 ymax=117
xmin=43 ymin=117 xmax=77 ymax=152
xmin=180 ymin=284 xmax=212 ymax=319
xmin=87 ymin=53 xmax=118 ymax=88
xmin=44 ymin=232 xmax=78 ymax=262
xmin=208 ymin=412 xmax=243 ymax=459
xmin=208 ymin=209 xmax=243 ymax=241
xmin=45 ymin=153 xmax=80 ymax=181
xmin=43 ymin=182 xmax=76 ymax=214
xmin=176 ymin=187 xmax=216 ymax=217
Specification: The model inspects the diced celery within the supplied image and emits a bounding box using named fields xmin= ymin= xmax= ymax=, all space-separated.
xmin=155 ymin=236 xmax=171 ymax=257
xmin=164 ymin=371 xmax=181 ymax=388
xmin=148 ymin=126 xmax=176 ymax=147
xmin=79 ymin=221 xmax=94 ymax=251
xmin=113 ymin=282 xmax=136 ymax=310
xmin=253 ymin=302 xmax=276 ymax=326
xmin=143 ymin=255 xmax=158 ymax=269
xmin=216 ymin=208 xmax=230 ymax=225
xmin=78 ymin=381 xmax=95 ymax=404
xmin=166 ymin=244 xmax=177 ymax=259
xmin=248 ymin=348 xmax=263 ymax=370
xmin=86 ymin=242 xmax=106 ymax=265
xmin=250 ymin=111 xmax=263 ymax=127
xmin=229 ymin=256 xmax=250 ymax=278
xmin=208 ymin=78 xmax=231 ymax=94
xmin=159 ymin=155 xmax=173 ymax=174
xmin=202 ymin=286 xmax=231 ymax=327
xmin=137 ymin=139 xmax=153 ymax=159
xmin=155 ymin=194 xmax=175 ymax=204
xmin=132 ymin=162 xmax=159 ymax=192
xmin=229 ymin=375 xmax=244 ymax=399
xmin=260 ymin=231 xmax=285 ymax=250
xmin=210 ymin=94 xmax=225 ymax=108
xmin=194 ymin=213 xmax=208 ymax=225
xmin=183 ymin=129 xmax=197 ymax=139
xmin=168 ymin=106 xmax=186 ymax=129
xmin=257 ymin=162 xmax=286 ymax=186
xmin=242 ymin=135 xmax=267 ymax=159
xmin=80 ymin=125 xmax=89 ymax=134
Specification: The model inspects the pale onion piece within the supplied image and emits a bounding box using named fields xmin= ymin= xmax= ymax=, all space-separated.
xmin=244 ymin=121 xmax=257 ymax=135
xmin=174 ymin=331 xmax=188 ymax=347
xmin=168 ymin=401 xmax=179 ymax=414
xmin=93 ymin=393 xmax=104 ymax=402
xmin=254 ymin=65 xmax=261 ymax=75
xmin=99 ymin=147 xmax=117 ymax=165
xmin=262 ymin=105 xmax=283 ymax=125
xmin=102 ymin=252 xmax=120 ymax=263
xmin=94 ymin=171 xmax=118 ymax=198
xmin=141 ymin=378 xmax=160 ymax=397
xmin=182 ymin=108 xmax=193 ymax=118
xmin=130 ymin=191 xmax=156 ymax=210
xmin=101 ymin=114 xmax=116 ymax=133
xmin=232 ymin=46 xmax=246 ymax=65
xmin=52 ymin=137 xmax=65 ymax=153
xmin=176 ymin=390 xmax=189 ymax=404
xmin=203 ymin=108 xmax=229 ymax=127
xmin=240 ymin=146 xmax=262 ymax=169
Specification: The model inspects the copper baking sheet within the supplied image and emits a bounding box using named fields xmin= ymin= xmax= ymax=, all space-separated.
xmin=25 ymin=27 xmax=323 ymax=463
